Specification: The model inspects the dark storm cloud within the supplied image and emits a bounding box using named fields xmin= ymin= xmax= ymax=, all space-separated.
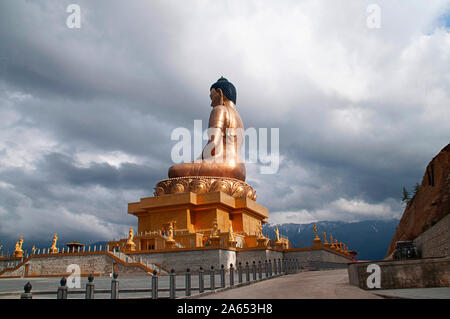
xmin=37 ymin=152 xmax=164 ymax=190
xmin=0 ymin=0 xmax=208 ymax=126
xmin=0 ymin=152 xmax=164 ymax=215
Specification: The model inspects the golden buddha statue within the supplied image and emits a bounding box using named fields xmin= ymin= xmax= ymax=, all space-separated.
xmin=168 ymin=77 xmax=245 ymax=181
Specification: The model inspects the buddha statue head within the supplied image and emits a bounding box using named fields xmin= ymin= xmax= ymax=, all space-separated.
xmin=210 ymin=77 xmax=237 ymax=107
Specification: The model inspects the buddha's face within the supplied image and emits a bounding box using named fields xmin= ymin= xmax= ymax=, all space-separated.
xmin=210 ymin=88 xmax=222 ymax=107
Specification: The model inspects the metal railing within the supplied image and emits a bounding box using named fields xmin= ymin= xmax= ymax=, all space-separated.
xmin=18 ymin=258 xmax=300 ymax=299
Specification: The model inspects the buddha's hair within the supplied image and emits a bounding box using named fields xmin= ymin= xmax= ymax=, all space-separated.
xmin=210 ymin=77 xmax=237 ymax=105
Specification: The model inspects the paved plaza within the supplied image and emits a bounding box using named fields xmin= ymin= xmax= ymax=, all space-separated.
xmin=199 ymin=269 xmax=381 ymax=299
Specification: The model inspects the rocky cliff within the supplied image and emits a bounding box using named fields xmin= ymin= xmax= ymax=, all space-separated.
xmin=386 ymin=143 xmax=450 ymax=257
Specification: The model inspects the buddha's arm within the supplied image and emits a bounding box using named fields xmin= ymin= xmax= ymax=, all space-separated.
xmin=202 ymin=106 xmax=227 ymax=159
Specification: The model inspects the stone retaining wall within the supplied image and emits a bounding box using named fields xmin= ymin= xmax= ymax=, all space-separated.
xmin=284 ymin=248 xmax=352 ymax=267
xmin=0 ymin=258 xmax=22 ymax=272
xmin=133 ymin=249 xmax=236 ymax=273
xmin=132 ymin=248 xmax=348 ymax=273
xmin=347 ymin=257 xmax=450 ymax=289
xmin=1 ymin=247 xmax=352 ymax=277
xmin=414 ymin=214 xmax=450 ymax=258
xmin=236 ymin=249 xmax=283 ymax=265
xmin=0 ymin=253 xmax=150 ymax=278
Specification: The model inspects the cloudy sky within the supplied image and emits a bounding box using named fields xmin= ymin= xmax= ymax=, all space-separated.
xmin=0 ymin=0 xmax=449 ymax=248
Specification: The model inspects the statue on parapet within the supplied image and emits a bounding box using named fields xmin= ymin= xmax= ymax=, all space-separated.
xmin=229 ymin=224 xmax=236 ymax=243
xmin=127 ymin=227 xmax=134 ymax=243
xmin=275 ymin=227 xmax=280 ymax=243
xmin=257 ymin=221 xmax=264 ymax=239
xmin=312 ymin=224 xmax=322 ymax=247
xmin=167 ymin=222 xmax=175 ymax=242
xmin=124 ymin=227 xmax=136 ymax=252
xmin=313 ymin=224 xmax=319 ymax=239
xmin=211 ymin=218 xmax=220 ymax=238
xmin=226 ymin=223 xmax=237 ymax=248
xmin=13 ymin=236 xmax=24 ymax=258
xmin=322 ymin=231 xmax=330 ymax=247
xmin=329 ymin=234 xmax=335 ymax=248
xmin=50 ymin=233 xmax=58 ymax=254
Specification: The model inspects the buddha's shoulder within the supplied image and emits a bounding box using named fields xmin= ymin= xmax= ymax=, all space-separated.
xmin=211 ymin=105 xmax=230 ymax=118
xmin=211 ymin=105 xmax=229 ymax=112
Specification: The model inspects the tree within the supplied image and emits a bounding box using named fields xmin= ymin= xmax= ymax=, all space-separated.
xmin=414 ymin=183 xmax=421 ymax=197
xmin=401 ymin=186 xmax=410 ymax=204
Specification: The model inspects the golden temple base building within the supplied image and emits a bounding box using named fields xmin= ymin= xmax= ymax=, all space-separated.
xmin=108 ymin=185 xmax=290 ymax=253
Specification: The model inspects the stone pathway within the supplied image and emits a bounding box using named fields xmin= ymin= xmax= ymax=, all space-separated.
xmin=198 ymin=269 xmax=382 ymax=299
xmin=373 ymin=287 xmax=450 ymax=299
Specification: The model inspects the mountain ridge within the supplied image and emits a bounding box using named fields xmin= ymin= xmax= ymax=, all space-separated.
xmin=262 ymin=219 xmax=399 ymax=261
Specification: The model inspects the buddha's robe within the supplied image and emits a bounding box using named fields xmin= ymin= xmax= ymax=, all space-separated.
xmin=168 ymin=104 xmax=246 ymax=181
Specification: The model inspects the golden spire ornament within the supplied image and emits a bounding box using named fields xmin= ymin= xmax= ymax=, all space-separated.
xmin=322 ymin=231 xmax=330 ymax=247
xmin=312 ymin=224 xmax=322 ymax=247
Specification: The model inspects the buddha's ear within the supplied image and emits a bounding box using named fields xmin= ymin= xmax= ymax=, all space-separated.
xmin=217 ymin=88 xmax=225 ymax=105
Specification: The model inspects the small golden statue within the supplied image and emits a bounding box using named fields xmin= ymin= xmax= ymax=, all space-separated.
xmin=322 ymin=231 xmax=330 ymax=247
xmin=229 ymin=224 xmax=235 ymax=243
xmin=329 ymin=234 xmax=335 ymax=248
xmin=313 ymin=224 xmax=319 ymax=239
xmin=167 ymin=222 xmax=174 ymax=242
xmin=13 ymin=236 xmax=24 ymax=258
xmin=124 ymin=227 xmax=136 ymax=252
xmin=32 ymin=245 xmax=36 ymax=254
xmin=50 ymin=233 xmax=58 ymax=254
xmin=312 ymin=224 xmax=322 ymax=247
xmin=127 ymin=227 xmax=134 ymax=243
xmin=210 ymin=218 xmax=220 ymax=238
xmin=257 ymin=221 xmax=264 ymax=238
xmin=275 ymin=227 xmax=280 ymax=242
xmin=257 ymin=221 xmax=268 ymax=247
